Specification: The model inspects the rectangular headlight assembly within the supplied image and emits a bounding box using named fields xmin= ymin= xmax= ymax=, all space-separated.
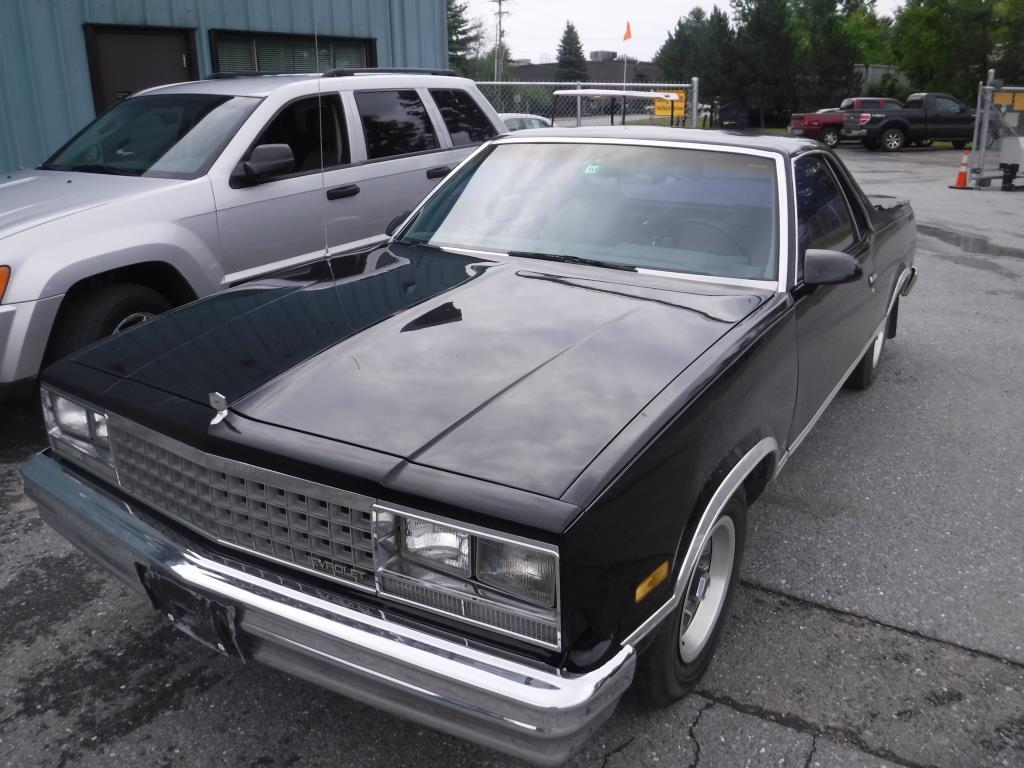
xmin=373 ymin=504 xmax=560 ymax=649
xmin=40 ymin=387 xmax=117 ymax=484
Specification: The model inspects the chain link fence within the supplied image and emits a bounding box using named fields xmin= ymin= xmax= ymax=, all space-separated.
xmin=476 ymin=80 xmax=699 ymax=128
xmin=970 ymin=73 xmax=1024 ymax=190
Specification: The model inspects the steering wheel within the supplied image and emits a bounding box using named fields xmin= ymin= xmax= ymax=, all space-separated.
xmin=653 ymin=219 xmax=751 ymax=261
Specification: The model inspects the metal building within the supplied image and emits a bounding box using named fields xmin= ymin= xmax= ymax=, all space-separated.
xmin=0 ymin=0 xmax=447 ymax=173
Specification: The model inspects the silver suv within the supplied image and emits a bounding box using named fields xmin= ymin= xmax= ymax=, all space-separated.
xmin=0 ymin=69 xmax=503 ymax=401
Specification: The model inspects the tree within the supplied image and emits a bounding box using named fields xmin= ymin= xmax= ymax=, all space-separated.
xmin=893 ymin=0 xmax=998 ymax=99
xmin=655 ymin=7 xmax=739 ymax=102
xmin=993 ymin=0 xmax=1024 ymax=83
xmin=842 ymin=3 xmax=895 ymax=64
xmin=556 ymin=21 xmax=588 ymax=81
xmin=447 ymin=0 xmax=483 ymax=75
xmin=732 ymin=0 xmax=799 ymax=125
xmin=793 ymin=0 xmax=862 ymax=108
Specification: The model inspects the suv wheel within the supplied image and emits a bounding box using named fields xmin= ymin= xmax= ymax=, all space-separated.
xmin=881 ymin=128 xmax=905 ymax=152
xmin=819 ymin=127 xmax=840 ymax=148
xmin=48 ymin=284 xmax=172 ymax=362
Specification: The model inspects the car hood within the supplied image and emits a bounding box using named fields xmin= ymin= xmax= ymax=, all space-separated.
xmin=0 ymin=169 xmax=173 ymax=241
xmin=70 ymin=243 xmax=771 ymax=498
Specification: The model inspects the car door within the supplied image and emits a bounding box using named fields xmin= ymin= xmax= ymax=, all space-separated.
xmin=347 ymin=88 xmax=453 ymax=236
xmin=932 ymin=95 xmax=974 ymax=140
xmin=212 ymin=93 xmax=366 ymax=284
xmin=788 ymin=153 xmax=877 ymax=442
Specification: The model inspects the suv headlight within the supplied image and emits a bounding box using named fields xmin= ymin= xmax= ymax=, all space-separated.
xmin=373 ymin=504 xmax=560 ymax=649
xmin=41 ymin=387 xmax=117 ymax=483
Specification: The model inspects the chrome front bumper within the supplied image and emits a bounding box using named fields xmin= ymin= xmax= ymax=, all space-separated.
xmin=21 ymin=452 xmax=635 ymax=765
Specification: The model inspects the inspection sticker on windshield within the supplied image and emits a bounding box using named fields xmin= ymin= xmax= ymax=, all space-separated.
xmin=583 ymin=163 xmax=602 ymax=175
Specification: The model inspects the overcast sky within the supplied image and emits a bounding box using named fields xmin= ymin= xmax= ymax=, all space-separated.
xmin=463 ymin=0 xmax=904 ymax=64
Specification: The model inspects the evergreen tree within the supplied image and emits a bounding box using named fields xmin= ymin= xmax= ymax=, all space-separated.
xmin=732 ymin=0 xmax=799 ymax=125
xmin=447 ymin=0 xmax=482 ymax=74
xmin=794 ymin=0 xmax=862 ymax=107
xmin=556 ymin=22 xmax=588 ymax=81
xmin=655 ymin=7 xmax=738 ymax=103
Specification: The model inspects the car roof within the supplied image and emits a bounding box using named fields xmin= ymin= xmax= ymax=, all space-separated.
xmin=496 ymin=126 xmax=820 ymax=156
xmin=136 ymin=73 xmax=478 ymax=99
xmin=499 ymin=113 xmax=549 ymax=120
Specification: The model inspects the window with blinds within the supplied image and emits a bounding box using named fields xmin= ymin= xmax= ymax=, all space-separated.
xmin=211 ymin=32 xmax=372 ymax=74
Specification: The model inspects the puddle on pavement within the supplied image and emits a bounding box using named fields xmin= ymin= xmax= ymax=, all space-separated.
xmin=918 ymin=224 xmax=1024 ymax=260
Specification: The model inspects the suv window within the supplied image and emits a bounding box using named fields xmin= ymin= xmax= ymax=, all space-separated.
xmin=250 ymin=95 xmax=348 ymax=175
xmin=430 ymin=89 xmax=497 ymax=147
xmin=794 ymin=155 xmax=855 ymax=257
xmin=355 ymin=90 xmax=439 ymax=160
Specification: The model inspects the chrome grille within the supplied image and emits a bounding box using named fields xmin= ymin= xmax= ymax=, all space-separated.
xmin=107 ymin=417 xmax=377 ymax=591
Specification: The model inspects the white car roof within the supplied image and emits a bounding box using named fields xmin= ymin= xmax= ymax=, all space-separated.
xmin=137 ymin=73 xmax=479 ymax=100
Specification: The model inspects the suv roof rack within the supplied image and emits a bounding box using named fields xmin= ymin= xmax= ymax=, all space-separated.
xmin=321 ymin=67 xmax=455 ymax=78
xmin=206 ymin=71 xmax=306 ymax=79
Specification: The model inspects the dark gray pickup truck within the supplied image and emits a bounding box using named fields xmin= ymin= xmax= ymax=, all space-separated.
xmin=844 ymin=92 xmax=975 ymax=151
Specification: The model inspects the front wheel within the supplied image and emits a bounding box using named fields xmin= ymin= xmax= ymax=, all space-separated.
xmin=635 ymin=492 xmax=747 ymax=707
xmin=819 ymin=127 xmax=840 ymax=149
xmin=881 ymin=127 xmax=905 ymax=152
xmin=47 ymin=283 xmax=172 ymax=362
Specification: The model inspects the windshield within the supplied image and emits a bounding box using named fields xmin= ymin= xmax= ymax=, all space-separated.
xmin=401 ymin=142 xmax=780 ymax=280
xmin=42 ymin=94 xmax=260 ymax=178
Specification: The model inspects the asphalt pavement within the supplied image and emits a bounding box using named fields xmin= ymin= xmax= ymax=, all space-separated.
xmin=2 ymin=143 xmax=1023 ymax=768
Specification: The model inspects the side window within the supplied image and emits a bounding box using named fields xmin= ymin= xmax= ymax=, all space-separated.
xmin=429 ymin=89 xmax=498 ymax=147
xmin=935 ymin=96 xmax=962 ymax=113
xmin=905 ymin=97 xmax=923 ymax=110
xmin=250 ymin=95 xmax=348 ymax=176
xmin=860 ymin=99 xmax=880 ymax=109
xmin=355 ymin=90 xmax=439 ymax=160
xmin=794 ymin=156 xmax=856 ymax=259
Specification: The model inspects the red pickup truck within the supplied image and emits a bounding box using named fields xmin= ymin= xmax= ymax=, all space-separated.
xmin=788 ymin=97 xmax=904 ymax=148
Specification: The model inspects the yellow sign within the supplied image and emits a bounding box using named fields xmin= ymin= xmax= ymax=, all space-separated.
xmin=994 ymin=91 xmax=1013 ymax=106
xmin=1016 ymin=93 xmax=1024 ymax=111
xmin=654 ymin=90 xmax=686 ymax=118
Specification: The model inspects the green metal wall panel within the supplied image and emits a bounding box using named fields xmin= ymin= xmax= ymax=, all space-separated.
xmin=0 ymin=0 xmax=447 ymax=172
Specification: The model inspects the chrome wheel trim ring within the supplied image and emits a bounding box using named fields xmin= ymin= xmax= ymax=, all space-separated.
xmin=113 ymin=312 xmax=154 ymax=335
xmin=678 ymin=515 xmax=736 ymax=664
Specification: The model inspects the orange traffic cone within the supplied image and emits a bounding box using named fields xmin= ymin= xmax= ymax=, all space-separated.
xmin=950 ymin=149 xmax=971 ymax=190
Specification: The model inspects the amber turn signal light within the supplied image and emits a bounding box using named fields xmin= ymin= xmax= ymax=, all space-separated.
xmin=634 ymin=560 xmax=670 ymax=603
xmin=0 ymin=266 xmax=10 ymax=303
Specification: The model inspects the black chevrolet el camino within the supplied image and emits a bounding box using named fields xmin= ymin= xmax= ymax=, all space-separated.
xmin=22 ymin=128 xmax=917 ymax=764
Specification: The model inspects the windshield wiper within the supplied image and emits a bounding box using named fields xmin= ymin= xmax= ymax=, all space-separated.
xmin=507 ymin=251 xmax=636 ymax=271
xmin=64 ymin=164 xmax=141 ymax=176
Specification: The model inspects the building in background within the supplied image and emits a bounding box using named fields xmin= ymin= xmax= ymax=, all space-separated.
xmin=0 ymin=0 xmax=447 ymax=173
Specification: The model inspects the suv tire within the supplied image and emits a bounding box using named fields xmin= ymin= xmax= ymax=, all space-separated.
xmin=48 ymin=284 xmax=172 ymax=362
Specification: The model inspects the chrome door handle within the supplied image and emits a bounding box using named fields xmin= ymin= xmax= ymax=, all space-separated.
xmin=867 ymin=272 xmax=877 ymax=287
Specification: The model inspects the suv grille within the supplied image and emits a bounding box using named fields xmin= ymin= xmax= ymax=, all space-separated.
xmin=108 ymin=418 xmax=377 ymax=591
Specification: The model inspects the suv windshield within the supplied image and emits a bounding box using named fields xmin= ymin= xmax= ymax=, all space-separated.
xmin=42 ymin=94 xmax=260 ymax=179
xmin=401 ymin=142 xmax=780 ymax=281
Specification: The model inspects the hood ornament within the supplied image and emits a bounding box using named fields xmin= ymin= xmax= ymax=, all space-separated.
xmin=209 ymin=391 xmax=229 ymax=425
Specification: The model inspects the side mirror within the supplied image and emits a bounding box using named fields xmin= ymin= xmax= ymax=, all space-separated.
xmin=238 ymin=143 xmax=294 ymax=181
xmin=803 ymin=249 xmax=862 ymax=286
xmin=385 ymin=210 xmax=413 ymax=237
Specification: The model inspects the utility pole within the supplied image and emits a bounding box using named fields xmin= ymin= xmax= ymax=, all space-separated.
xmin=490 ymin=0 xmax=509 ymax=81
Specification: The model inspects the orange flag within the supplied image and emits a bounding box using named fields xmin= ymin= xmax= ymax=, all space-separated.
xmin=623 ymin=21 xmax=632 ymax=41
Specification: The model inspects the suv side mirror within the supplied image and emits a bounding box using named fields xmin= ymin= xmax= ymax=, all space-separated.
xmin=386 ymin=210 xmax=413 ymax=236
xmin=803 ymin=249 xmax=862 ymax=286
xmin=238 ymin=144 xmax=295 ymax=181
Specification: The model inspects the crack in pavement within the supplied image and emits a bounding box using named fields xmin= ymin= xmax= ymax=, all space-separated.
xmin=802 ymin=734 xmax=817 ymax=768
xmin=739 ymin=579 xmax=1024 ymax=671
xmin=687 ymin=699 xmax=714 ymax=768
xmin=696 ymin=690 xmax=935 ymax=768
xmin=599 ymin=735 xmax=636 ymax=768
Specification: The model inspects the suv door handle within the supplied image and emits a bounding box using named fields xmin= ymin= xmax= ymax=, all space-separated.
xmin=426 ymin=165 xmax=452 ymax=179
xmin=326 ymin=184 xmax=360 ymax=200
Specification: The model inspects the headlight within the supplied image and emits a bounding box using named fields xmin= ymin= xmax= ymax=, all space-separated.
xmin=373 ymin=504 xmax=560 ymax=649
xmin=476 ymin=538 xmax=557 ymax=608
xmin=41 ymin=387 xmax=117 ymax=483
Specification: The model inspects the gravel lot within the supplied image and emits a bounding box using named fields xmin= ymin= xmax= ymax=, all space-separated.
xmin=2 ymin=143 xmax=1023 ymax=768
